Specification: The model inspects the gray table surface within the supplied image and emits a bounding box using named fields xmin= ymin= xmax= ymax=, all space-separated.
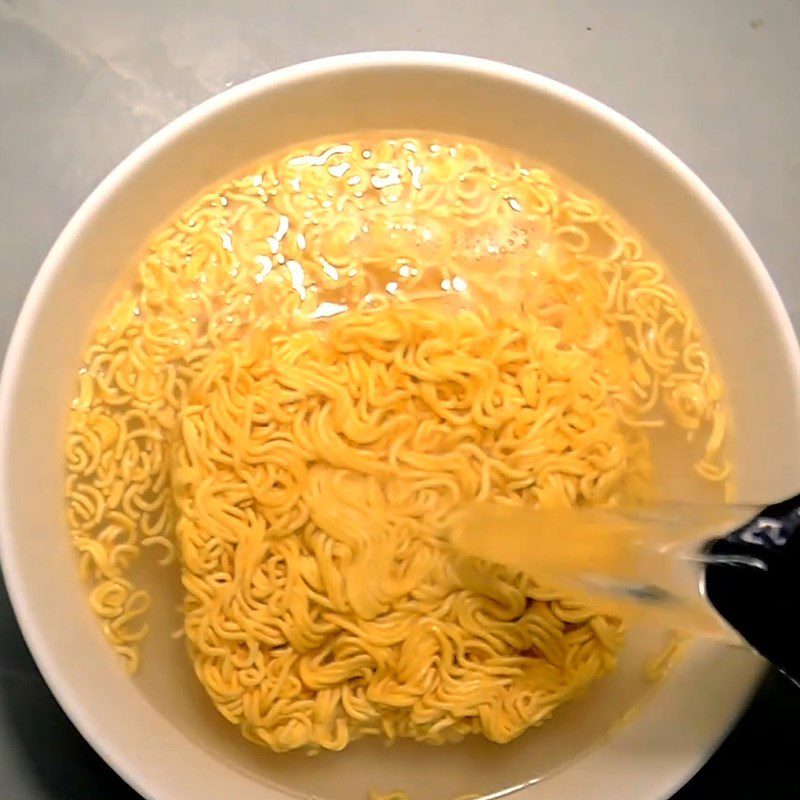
xmin=1 ymin=0 xmax=799 ymax=797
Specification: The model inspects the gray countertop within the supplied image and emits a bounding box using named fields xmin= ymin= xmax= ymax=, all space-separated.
xmin=1 ymin=0 xmax=799 ymax=797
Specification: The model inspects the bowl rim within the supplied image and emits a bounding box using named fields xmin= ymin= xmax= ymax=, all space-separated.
xmin=0 ymin=50 xmax=795 ymax=800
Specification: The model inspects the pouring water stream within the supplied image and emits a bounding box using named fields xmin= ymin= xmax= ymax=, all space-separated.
xmin=451 ymin=497 xmax=800 ymax=682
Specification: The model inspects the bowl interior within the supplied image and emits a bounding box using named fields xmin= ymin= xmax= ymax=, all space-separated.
xmin=3 ymin=55 xmax=799 ymax=800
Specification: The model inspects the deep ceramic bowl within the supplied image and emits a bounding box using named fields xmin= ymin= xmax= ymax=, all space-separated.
xmin=2 ymin=52 xmax=799 ymax=800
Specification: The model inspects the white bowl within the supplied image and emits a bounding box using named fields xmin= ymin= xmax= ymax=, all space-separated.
xmin=2 ymin=52 xmax=799 ymax=800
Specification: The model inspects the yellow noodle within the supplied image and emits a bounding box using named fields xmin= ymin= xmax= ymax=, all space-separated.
xmin=644 ymin=634 xmax=690 ymax=683
xmin=64 ymin=133 xmax=729 ymax=752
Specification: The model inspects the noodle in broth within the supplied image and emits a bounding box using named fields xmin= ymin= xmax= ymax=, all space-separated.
xmin=64 ymin=133 xmax=728 ymax=752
